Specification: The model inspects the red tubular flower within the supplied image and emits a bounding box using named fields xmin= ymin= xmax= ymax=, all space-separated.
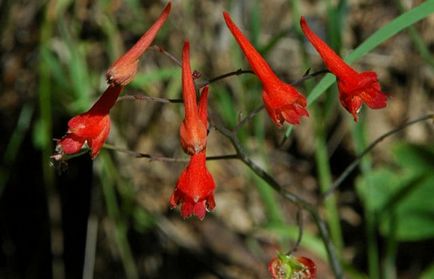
xmin=54 ymin=85 xmax=123 ymax=159
xmin=223 ymin=12 xmax=308 ymax=127
xmin=300 ymin=16 xmax=387 ymax=121
xmin=179 ymin=41 xmax=208 ymax=155
xmin=106 ymin=2 xmax=172 ymax=86
xmin=170 ymin=87 xmax=215 ymax=220
xmin=169 ymin=151 xmax=216 ymax=220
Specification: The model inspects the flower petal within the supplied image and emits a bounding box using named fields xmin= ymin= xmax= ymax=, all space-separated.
xmin=56 ymin=133 xmax=85 ymax=155
xmin=170 ymin=152 xmax=216 ymax=220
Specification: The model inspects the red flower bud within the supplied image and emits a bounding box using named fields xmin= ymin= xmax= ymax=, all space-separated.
xmin=106 ymin=2 xmax=172 ymax=86
xmin=268 ymin=254 xmax=316 ymax=279
xmin=179 ymin=41 xmax=208 ymax=155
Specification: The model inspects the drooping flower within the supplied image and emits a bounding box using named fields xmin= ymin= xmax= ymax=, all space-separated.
xmin=268 ymin=254 xmax=316 ymax=279
xmin=106 ymin=2 xmax=172 ymax=86
xmin=179 ymin=41 xmax=208 ymax=155
xmin=170 ymin=87 xmax=215 ymax=220
xmin=169 ymin=150 xmax=216 ymax=220
xmin=300 ymin=16 xmax=387 ymax=121
xmin=223 ymin=12 xmax=308 ymax=127
xmin=54 ymin=85 xmax=123 ymax=159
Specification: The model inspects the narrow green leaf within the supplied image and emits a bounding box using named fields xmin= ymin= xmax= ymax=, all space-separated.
xmin=380 ymin=174 xmax=434 ymax=241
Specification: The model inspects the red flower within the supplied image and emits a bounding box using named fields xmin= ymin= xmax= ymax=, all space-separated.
xmin=179 ymin=41 xmax=208 ymax=155
xmin=223 ymin=12 xmax=308 ymax=127
xmin=54 ymin=85 xmax=123 ymax=159
xmin=170 ymin=87 xmax=215 ymax=220
xmin=268 ymin=254 xmax=316 ymax=279
xmin=300 ymin=16 xmax=387 ymax=121
xmin=169 ymin=150 xmax=216 ymax=220
xmin=106 ymin=2 xmax=172 ymax=86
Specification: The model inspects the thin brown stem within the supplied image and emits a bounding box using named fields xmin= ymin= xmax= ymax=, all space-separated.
xmin=104 ymin=144 xmax=238 ymax=162
xmin=116 ymin=65 xmax=325 ymax=113
xmin=291 ymin=68 xmax=329 ymax=86
xmin=206 ymin=154 xmax=239 ymax=161
xmin=235 ymin=105 xmax=265 ymax=131
xmin=288 ymin=208 xmax=303 ymax=255
xmin=151 ymin=45 xmax=254 ymax=88
xmin=324 ymin=113 xmax=434 ymax=198
xmin=152 ymin=44 xmax=181 ymax=67
xmin=117 ymin=93 xmax=183 ymax=103
xmin=198 ymin=69 xmax=254 ymax=88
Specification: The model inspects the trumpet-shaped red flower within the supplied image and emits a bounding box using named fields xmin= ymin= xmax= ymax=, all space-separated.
xmin=179 ymin=41 xmax=208 ymax=155
xmin=223 ymin=12 xmax=308 ymax=127
xmin=106 ymin=2 xmax=171 ymax=86
xmin=169 ymin=150 xmax=216 ymax=220
xmin=54 ymin=85 xmax=123 ymax=159
xmin=170 ymin=87 xmax=215 ymax=220
xmin=300 ymin=16 xmax=387 ymax=121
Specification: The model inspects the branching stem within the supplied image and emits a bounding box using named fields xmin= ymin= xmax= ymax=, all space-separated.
xmin=324 ymin=113 xmax=434 ymax=197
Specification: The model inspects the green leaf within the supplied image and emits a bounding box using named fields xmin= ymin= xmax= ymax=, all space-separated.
xmin=356 ymin=141 xmax=434 ymax=241
xmin=356 ymin=168 xmax=401 ymax=212
xmin=421 ymin=264 xmax=434 ymax=279
xmin=393 ymin=143 xmax=434 ymax=173
xmin=380 ymin=174 xmax=434 ymax=241
xmin=133 ymin=207 xmax=155 ymax=233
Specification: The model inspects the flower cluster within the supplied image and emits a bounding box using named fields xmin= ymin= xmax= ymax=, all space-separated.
xmin=53 ymin=2 xmax=172 ymax=160
xmin=53 ymin=2 xmax=389 ymax=220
